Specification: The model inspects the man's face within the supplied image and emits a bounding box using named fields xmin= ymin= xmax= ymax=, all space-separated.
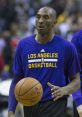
xmin=36 ymin=8 xmax=55 ymax=35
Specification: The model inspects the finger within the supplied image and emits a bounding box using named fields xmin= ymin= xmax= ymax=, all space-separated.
xmin=52 ymin=91 xmax=61 ymax=98
xmin=52 ymin=93 xmax=61 ymax=99
xmin=52 ymin=90 xmax=60 ymax=96
xmin=47 ymin=82 xmax=58 ymax=89
xmin=47 ymin=82 xmax=54 ymax=88
xmin=51 ymin=86 xmax=59 ymax=91
xmin=53 ymin=95 xmax=61 ymax=101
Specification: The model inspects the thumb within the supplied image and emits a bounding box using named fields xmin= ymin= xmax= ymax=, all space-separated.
xmin=47 ymin=82 xmax=54 ymax=88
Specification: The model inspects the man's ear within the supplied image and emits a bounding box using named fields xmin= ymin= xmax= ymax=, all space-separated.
xmin=54 ymin=20 xmax=57 ymax=24
xmin=52 ymin=20 xmax=57 ymax=27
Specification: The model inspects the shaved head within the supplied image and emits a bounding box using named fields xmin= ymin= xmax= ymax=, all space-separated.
xmin=38 ymin=7 xmax=57 ymax=20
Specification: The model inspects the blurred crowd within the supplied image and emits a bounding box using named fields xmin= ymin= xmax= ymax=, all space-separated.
xmin=0 ymin=0 xmax=82 ymax=80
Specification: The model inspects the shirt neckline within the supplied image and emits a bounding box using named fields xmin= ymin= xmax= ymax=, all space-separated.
xmin=33 ymin=35 xmax=57 ymax=46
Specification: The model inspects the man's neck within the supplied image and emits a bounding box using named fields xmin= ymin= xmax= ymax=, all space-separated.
xmin=35 ymin=33 xmax=55 ymax=44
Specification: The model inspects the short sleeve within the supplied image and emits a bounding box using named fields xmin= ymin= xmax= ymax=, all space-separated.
xmin=65 ymin=44 xmax=80 ymax=77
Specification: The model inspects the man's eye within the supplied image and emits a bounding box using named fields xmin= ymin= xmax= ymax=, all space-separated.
xmin=36 ymin=16 xmax=40 ymax=19
xmin=44 ymin=16 xmax=49 ymax=19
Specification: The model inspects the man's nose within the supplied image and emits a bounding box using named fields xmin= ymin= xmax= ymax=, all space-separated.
xmin=39 ymin=17 xmax=44 ymax=23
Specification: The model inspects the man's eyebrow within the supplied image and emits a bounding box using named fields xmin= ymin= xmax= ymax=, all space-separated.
xmin=36 ymin=14 xmax=40 ymax=16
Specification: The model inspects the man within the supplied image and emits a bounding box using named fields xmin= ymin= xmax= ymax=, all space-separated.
xmin=72 ymin=30 xmax=82 ymax=91
xmin=72 ymin=30 xmax=82 ymax=117
xmin=8 ymin=7 xmax=80 ymax=117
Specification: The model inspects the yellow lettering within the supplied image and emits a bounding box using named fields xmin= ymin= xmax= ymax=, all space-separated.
xmin=28 ymin=64 xmax=31 ymax=68
xmin=28 ymin=62 xmax=57 ymax=68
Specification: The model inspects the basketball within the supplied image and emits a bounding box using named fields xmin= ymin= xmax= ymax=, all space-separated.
xmin=14 ymin=77 xmax=43 ymax=106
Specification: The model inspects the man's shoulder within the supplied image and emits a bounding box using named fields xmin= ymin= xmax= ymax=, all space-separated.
xmin=17 ymin=35 xmax=35 ymax=48
xmin=56 ymin=35 xmax=74 ymax=47
xmin=19 ymin=35 xmax=35 ymax=44
xmin=75 ymin=30 xmax=82 ymax=36
xmin=72 ymin=30 xmax=82 ymax=44
xmin=16 ymin=35 xmax=35 ymax=50
xmin=73 ymin=30 xmax=82 ymax=40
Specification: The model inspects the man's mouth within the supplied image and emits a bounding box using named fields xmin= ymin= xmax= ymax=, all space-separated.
xmin=38 ymin=25 xmax=45 ymax=29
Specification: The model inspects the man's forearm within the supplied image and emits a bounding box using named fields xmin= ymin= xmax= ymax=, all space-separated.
xmin=64 ymin=74 xmax=80 ymax=95
xmin=8 ymin=79 xmax=18 ymax=112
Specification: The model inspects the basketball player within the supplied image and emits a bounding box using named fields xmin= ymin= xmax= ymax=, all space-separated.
xmin=72 ymin=30 xmax=82 ymax=117
xmin=8 ymin=7 xmax=80 ymax=117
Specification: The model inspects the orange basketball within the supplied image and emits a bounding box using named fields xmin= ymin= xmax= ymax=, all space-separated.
xmin=14 ymin=77 xmax=43 ymax=106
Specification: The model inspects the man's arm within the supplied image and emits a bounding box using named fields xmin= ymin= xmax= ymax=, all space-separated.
xmin=77 ymin=105 xmax=82 ymax=117
xmin=8 ymin=78 xmax=19 ymax=117
xmin=64 ymin=73 xmax=80 ymax=95
xmin=8 ymin=41 xmax=24 ymax=117
xmin=47 ymin=72 xmax=80 ymax=101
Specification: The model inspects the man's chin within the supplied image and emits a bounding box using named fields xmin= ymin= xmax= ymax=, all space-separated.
xmin=37 ymin=30 xmax=46 ymax=35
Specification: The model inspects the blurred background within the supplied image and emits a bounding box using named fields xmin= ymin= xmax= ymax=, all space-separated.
xmin=0 ymin=0 xmax=82 ymax=117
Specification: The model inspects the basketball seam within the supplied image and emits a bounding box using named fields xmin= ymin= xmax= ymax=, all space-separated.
xmin=19 ymin=95 xmax=42 ymax=101
xmin=17 ymin=87 xmax=42 ymax=100
xmin=18 ymin=78 xmax=26 ymax=101
xmin=19 ymin=99 xmax=39 ymax=106
xmin=15 ymin=94 xmax=41 ymax=100
xmin=18 ymin=82 xmax=40 ymax=96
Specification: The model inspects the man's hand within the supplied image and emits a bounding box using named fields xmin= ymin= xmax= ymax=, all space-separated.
xmin=77 ymin=105 xmax=82 ymax=117
xmin=47 ymin=82 xmax=67 ymax=101
xmin=8 ymin=111 xmax=15 ymax=117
